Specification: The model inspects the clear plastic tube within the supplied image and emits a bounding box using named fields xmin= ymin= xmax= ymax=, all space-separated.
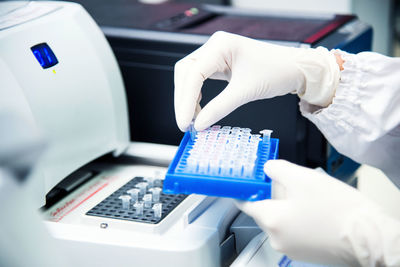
xmin=143 ymin=194 xmax=152 ymax=208
xmin=149 ymin=187 xmax=162 ymax=202
xmin=135 ymin=182 xmax=148 ymax=196
xmin=134 ymin=201 xmax=144 ymax=216
xmin=180 ymin=125 xmax=265 ymax=178
xmin=260 ymin=129 xmax=273 ymax=143
xmin=119 ymin=195 xmax=131 ymax=210
xmin=127 ymin=188 xmax=140 ymax=202
xmin=189 ymin=120 xmax=197 ymax=141
xmin=145 ymin=177 xmax=155 ymax=188
xmin=152 ymin=203 xmax=162 ymax=219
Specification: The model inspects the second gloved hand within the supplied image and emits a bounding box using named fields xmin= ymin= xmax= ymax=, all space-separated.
xmin=174 ymin=31 xmax=340 ymax=131
xmin=236 ymin=160 xmax=400 ymax=266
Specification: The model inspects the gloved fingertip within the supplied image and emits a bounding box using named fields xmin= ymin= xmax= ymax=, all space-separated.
xmin=264 ymin=159 xmax=283 ymax=174
xmin=179 ymin=125 xmax=189 ymax=132
xmin=176 ymin=117 xmax=190 ymax=132
xmin=234 ymin=199 xmax=268 ymax=218
xmin=193 ymin=115 xmax=212 ymax=131
xmin=264 ymin=159 xmax=295 ymax=172
xmin=263 ymin=159 xmax=296 ymax=185
xmin=235 ymin=202 xmax=255 ymax=216
xmin=176 ymin=110 xmax=194 ymax=132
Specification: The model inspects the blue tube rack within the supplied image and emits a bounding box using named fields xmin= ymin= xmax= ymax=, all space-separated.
xmin=163 ymin=127 xmax=279 ymax=201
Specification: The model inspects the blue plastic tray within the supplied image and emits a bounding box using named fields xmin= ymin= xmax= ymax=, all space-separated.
xmin=163 ymin=130 xmax=279 ymax=201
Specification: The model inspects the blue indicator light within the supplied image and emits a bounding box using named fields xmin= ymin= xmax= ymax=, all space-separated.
xmin=33 ymin=50 xmax=45 ymax=66
xmin=31 ymin=43 xmax=58 ymax=69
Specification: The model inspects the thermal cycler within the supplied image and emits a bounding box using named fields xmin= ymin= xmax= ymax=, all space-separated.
xmin=0 ymin=1 xmax=372 ymax=266
xmin=0 ymin=2 xmax=245 ymax=266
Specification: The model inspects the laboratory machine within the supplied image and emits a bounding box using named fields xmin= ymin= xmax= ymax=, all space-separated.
xmin=67 ymin=0 xmax=373 ymax=181
xmin=0 ymin=1 xmax=244 ymax=266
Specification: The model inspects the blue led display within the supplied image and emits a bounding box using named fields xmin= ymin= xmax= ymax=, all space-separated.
xmin=31 ymin=43 xmax=58 ymax=69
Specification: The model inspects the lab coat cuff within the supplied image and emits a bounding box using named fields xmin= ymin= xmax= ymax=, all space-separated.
xmin=299 ymin=49 xmax=367 ymax=143
xmin=296 ymin=47 xmax=340 ymax=107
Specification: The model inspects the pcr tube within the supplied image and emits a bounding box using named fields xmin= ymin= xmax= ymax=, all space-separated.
xmin=143 ymin=194 xmax=152 ymax=208
xmin=209 ymin=160 xmax=219 ymax=176
xmin=231 ymin=127 xmax=240 ymax=133
xmin=232 ymin=162 xmax=242 ymax=177
xmin=153 ymin=171 xmax=163 ymax=187
xmin=211 ymin=125 xmax=221 ymax=131
xmin=149 ymin=187 xmax=162 ymax=202
xmin=220 ymin=160 xmax=231 ymax=176
xmin=242 ymin=128 xmax=251 ymax=134
xmin=189 ymin=120 xmax=197 ymax=141
xmin=118 ymin=195 xmax=131 ymax=210
xmin=127 ymin=188 xmax=140 ymax=202
xmin=152 ymin=203 xmax=163 ymax=219
xmin=135 ymin=182 xmax=148 ymax=195
xmin=134 ymin=201 xmax=144 ymax=216
xmin=243 ymin=163 xmax=255 ymax=177
xmin=145 ymin=177 xmax=155 ymax=188
xmin=260 ymin=129 xmax=273 ymax=143
xmin=186 ymin=157 xmax=197 ymax=173
xmin=198 ymin=159 xmax=208 ymax=174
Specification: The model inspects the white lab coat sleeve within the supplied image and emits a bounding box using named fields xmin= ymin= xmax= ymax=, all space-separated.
xmin=299 ymin=50 xmax=400 ymax=188
xmin=299 ymin=50 xmax=400 ymax=267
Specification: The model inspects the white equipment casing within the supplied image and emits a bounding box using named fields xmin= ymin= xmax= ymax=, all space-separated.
xmin=0 ymin=1 xmax=130 ymax=207
xmin=42 ymin=163 xmax=238 ymax=267
xmin=0 ymin=2 xmax=239 ymax=266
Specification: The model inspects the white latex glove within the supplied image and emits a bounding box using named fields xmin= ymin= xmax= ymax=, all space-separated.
xmin=237 ymin=160 xmax=400 ymax=267
xmin=174 ymin=31 xmax=340 ymax=131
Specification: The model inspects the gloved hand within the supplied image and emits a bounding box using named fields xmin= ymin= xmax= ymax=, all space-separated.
xmin=174 ymin=31 xmax=340 ymax=131
xmin=236 ymin=160 xmax=400 ymax=266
